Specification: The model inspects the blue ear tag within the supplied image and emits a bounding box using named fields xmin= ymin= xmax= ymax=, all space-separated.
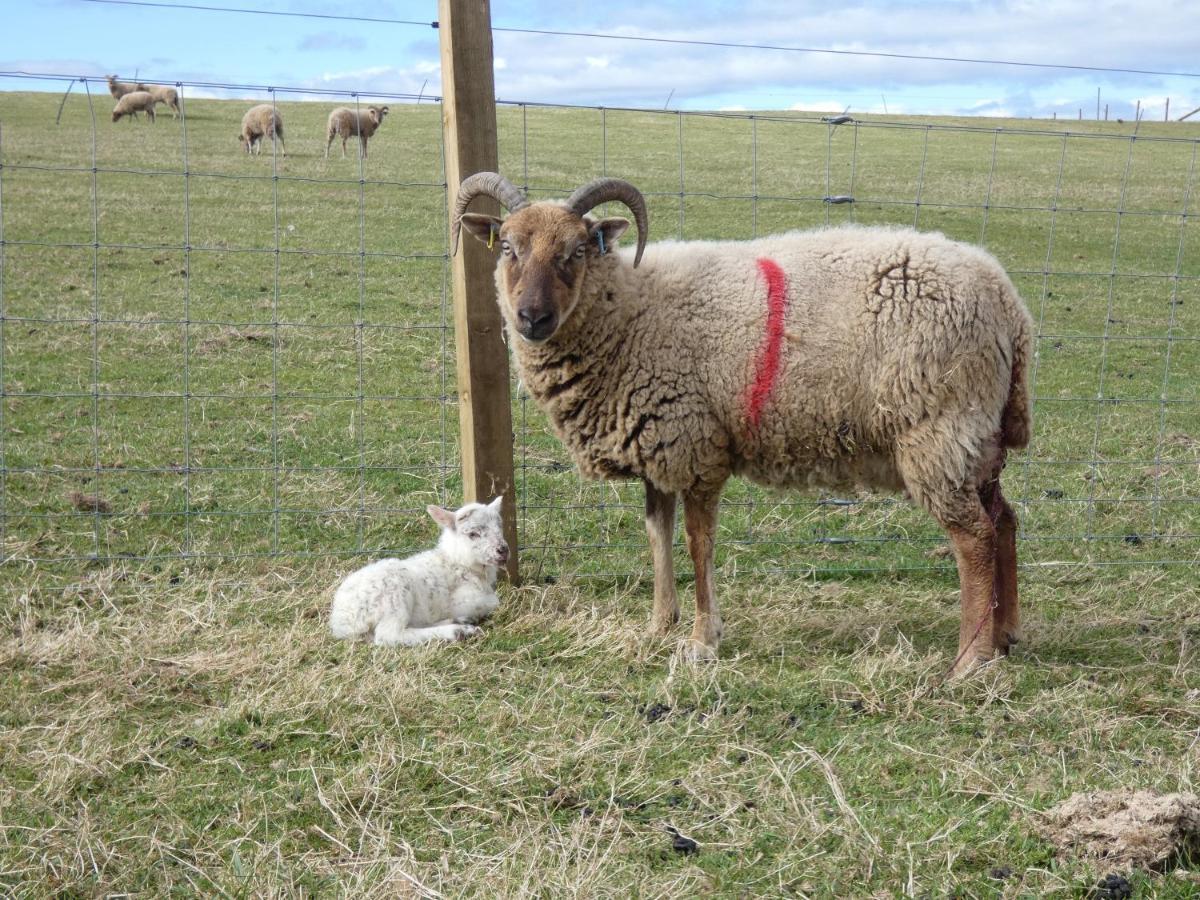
xmin=596 ymin=230 xmax=606 ymax=255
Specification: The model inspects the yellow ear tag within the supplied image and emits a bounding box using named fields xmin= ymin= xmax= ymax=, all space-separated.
xmin=488 ymin=226 xmax=496 ymax=251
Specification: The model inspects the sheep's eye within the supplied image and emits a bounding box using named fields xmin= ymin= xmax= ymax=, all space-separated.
xmin=465 ymin=529 xmax=481 ymax=539
xmin=500 ymin=240 xmax=513 ymax=256
xmin=572 ymin=244 xmax=586 ymax=259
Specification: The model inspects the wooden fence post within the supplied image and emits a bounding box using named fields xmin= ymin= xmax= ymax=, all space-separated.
xmin=438 ymin=0 xmax=519 ymax=583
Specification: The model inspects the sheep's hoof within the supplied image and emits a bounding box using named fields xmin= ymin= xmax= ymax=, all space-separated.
xmin=679 ymin=638 xmax=719 ymax=663
xmin=650 ymin=609 xmax=680 ymax=636
xmin=454 ymin=624 xmax=482 ymax=641
xmin=945 ymin=651 xmax=998 ymax=681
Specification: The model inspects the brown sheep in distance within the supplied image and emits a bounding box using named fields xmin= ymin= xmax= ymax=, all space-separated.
xmin=453 ymin=173 xmax=1034 ymax=678
xmin=325 ymin=105 xmax=388 ymax=159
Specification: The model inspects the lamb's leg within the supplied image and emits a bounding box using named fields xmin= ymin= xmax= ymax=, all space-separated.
xmin=645 ymin=480 xmax=679 ymax=634
xmin=990 ymin=485 xmax=1021 ymax=655
xmin=682 ymin=487 xmax=723 ymax=661
xmin=374 ymin=617 xmax=479 ymax=646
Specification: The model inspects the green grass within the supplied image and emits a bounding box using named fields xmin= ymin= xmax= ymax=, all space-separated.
xmin=1 ymin=88 xmax=1199 ymax=896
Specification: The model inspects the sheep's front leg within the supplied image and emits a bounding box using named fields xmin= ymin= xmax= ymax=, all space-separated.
xmin=645 ymin=480 xmax=679 ymax=635
xmin=682 ymin=488 xmax=723 ymax=661
xmin=374 ymin=617 xmax=479 ymax=646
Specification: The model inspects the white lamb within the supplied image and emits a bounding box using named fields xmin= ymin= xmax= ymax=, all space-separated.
xmin=329 ymin=496 xmax=508 ymax=646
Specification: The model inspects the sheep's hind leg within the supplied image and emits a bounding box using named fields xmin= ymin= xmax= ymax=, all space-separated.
xmin=645 ymin=480 xmax=680 ymax=634
xmin=943 ymin=501 xmax=1000 ymax=679
xmin=987 ymin=482 xmax=1021 ymax=655
xmin=681 ymin=487 xmax=724 ymax=661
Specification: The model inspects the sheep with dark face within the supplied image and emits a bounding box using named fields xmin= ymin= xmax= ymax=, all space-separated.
xmin=453 ymin=173 xmax=1033 ymax=677
xmin=324 ymin=105 xmax=388 ymax=159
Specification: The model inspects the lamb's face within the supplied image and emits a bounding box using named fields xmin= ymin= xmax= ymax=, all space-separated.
xmin=430 ymin=496 xmax=509 ymax=569
xmin=370 ymin=106 xmax=389 ymax=125
xmin=496 ymin=204 xmax=590 ymax=343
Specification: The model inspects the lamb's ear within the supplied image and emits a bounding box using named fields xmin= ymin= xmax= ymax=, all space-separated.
xmin=460 ymin=213 xmax=503 ymax=247
xmin=487 ymin=495 xmax=503 ymax=514
xmin=427 ymin=505 xmax=457 ymax=531
xmin=588 ymin=217 xmax=630 ymax=253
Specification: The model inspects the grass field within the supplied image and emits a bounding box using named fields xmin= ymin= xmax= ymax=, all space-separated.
xmin=1 ymin=84 xmax=1199 ymax=896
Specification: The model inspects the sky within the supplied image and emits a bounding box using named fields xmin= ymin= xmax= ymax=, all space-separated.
xmin=2 ymin=0 xmax=1199 ymax=120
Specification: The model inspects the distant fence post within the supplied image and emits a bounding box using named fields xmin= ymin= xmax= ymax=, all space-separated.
xmin=437 ymin=0 xmax=519 ymax=583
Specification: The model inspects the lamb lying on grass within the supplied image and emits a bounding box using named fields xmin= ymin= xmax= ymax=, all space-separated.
xmin=329 ymin=496 xmax=508 ymax=646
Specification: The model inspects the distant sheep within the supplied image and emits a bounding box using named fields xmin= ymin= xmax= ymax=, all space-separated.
xmin=324 ymin=105 xmax=388 ymax=159
xmin=139 ymin=83 xmax=181 ymax=119
xmin=239 ymin=104 xmax=286 ymax=156
xmin=454 ymin=173 xmax=1034 ymax=677
xmin=105 ymin=75 xmax=140 ymax=99
xmin=329 ymin=496 xmax=508 ymax=646
xmin=111 ymin=91 xmax=156 ymax=123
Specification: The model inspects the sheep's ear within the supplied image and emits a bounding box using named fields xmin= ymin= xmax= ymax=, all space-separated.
xmin=487 ymin=495 xmax=503 ymax=514
xmin=427 ymin=505 xmax=457 ymax=531
xmin=460 ymin=213 xmax=503 ymax=247
xmin=588 ymin=217 xmax=630 ymax=253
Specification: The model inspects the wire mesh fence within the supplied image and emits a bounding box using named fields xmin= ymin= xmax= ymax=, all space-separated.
xmin=1 ymin=72 xmax=1199 ymax=580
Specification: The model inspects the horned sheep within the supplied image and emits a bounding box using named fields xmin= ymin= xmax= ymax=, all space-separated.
xmin=324 ymin=105 xmax=388 ymax=159
xmin=453 ymin=173 xmax=1034 ymax=678
xmin=329 ymin=497 xmax=508 ymax=646
xmin=239 ymin=104 xmax=286 ymax=156
xmin=111 ymin=91 xmax=156 ymax=123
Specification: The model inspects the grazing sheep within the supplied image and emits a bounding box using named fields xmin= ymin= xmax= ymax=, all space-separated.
xmin=324 ymin=105 xmax=388 ymax=159
xmin=453 ymin=173 xmax=1034 ymax=677
xmin=139 ymin=83 xmax=181 ymax=119
xmin=105 ymin=75 xmax=141 ymax=99
xmin=111 ymin=91 xmax=156 ymax=123
xmin=329 ymin=496 xmax=508 ymax=646
xmin=239 ymin=104 xmax=286 ymax=156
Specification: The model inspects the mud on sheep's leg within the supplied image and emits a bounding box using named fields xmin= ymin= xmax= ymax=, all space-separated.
xmin=645 ymin=480 xmax=680 ymax=635
xmin=682 ymin=487 xmax=724 ymax=662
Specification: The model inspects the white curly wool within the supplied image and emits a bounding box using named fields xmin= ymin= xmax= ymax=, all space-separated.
xmin=329 ymin=496 xmax=508 ymax=647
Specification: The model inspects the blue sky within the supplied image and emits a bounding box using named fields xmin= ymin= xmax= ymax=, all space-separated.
xmin=2 ymin=0 xmax=1199 ymax=119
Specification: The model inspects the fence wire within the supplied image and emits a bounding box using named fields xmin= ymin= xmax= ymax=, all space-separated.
xmin=1 ymin=73 xmax=1199 ymax=581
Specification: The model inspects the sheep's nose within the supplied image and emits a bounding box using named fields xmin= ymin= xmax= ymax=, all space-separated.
xmin=518 ymin=308 xmax=556 ymax=340
xmin=497 ymin=544 xmax=510 ymax=563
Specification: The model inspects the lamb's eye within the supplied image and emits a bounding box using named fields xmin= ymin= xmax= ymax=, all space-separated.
xmin=500 ymin=240 xmax=514 ymax=256
xmin=465 ymin=529 xmax=481 ymax=539
xmin=572 ymin=244 xmax=586 ymax=259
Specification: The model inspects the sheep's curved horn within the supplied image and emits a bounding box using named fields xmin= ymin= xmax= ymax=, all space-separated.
xmin=566 ymin=178 xmax=648 ymax=267
xmin=451 ymin=172 xmax=529 ymax=256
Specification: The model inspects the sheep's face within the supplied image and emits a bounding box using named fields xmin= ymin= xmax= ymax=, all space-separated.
xmin=428 ymin=496 xmax=509 ymax=570
xmin=461 ymin=204 xmax=629 ymax=343
xmin=369 ymin=106 xmax=389 ymax=125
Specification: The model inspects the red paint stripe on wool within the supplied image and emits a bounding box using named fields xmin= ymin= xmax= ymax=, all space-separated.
xmin=745 ymin=257 xmax=789 ymax=429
